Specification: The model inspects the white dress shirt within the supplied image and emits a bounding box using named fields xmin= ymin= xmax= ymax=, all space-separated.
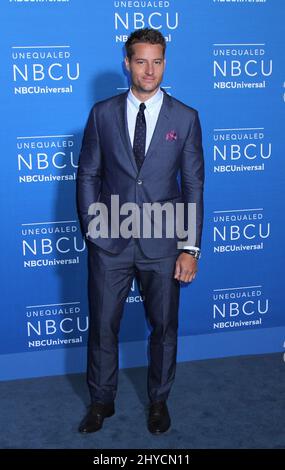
xmin=127 ymin=87 xmax=163 ymax=153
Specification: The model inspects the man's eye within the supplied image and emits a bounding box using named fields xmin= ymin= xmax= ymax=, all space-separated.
xmin=154 ymin=61 xmax=162 ymax=65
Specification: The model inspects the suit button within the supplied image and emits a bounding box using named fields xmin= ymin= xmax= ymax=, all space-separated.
xmin=137 ymin=179 xmax=143 ymax=185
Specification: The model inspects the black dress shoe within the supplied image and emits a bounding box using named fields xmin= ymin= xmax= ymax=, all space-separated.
xmin=78 ymin=402 xmax=115 ymax=434
xmin=148 ymin=401 xmax=171 ymax=434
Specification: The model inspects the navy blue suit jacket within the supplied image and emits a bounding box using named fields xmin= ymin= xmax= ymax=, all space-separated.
xmin=77 ymin=90 xmax=204 ymax=258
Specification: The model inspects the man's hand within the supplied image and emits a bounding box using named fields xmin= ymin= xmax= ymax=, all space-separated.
xmin=174 ymin=253 xmax=198 ymax=283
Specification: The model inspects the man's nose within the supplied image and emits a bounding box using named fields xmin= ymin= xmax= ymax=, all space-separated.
xmin=145 ymin=64 xmax=154 ymax=75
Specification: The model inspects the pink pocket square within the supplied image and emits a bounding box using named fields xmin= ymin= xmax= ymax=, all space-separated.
xmin=166 ymin=130 xmax=177 ymax=141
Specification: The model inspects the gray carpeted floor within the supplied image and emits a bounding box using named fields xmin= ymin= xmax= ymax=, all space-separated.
xmin=0 ymin=353 xmax=284 ymax=449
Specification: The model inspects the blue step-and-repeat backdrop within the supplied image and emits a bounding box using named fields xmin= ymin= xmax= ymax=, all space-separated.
xmin=1 ymin=0 xmax=284 ymax=380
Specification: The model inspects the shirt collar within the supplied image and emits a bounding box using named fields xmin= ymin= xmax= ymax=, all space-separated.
xmin=127 ymin=87 xmax=163 ymax=112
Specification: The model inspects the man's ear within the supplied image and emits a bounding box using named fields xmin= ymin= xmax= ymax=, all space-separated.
xmin=124 ymin=56 xmax=130 ymax=72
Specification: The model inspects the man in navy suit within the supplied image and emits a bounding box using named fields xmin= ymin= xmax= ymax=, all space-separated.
xmin=77 ymin=28 xmax=204 ymax=434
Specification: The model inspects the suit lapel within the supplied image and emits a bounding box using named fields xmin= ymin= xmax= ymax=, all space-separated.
xmin=143 ymin=90 xmax=172 ymax=165
xmin=115 ymin=92 xmax=137 ymax=173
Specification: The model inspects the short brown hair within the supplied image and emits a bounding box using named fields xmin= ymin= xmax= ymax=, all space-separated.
xmin=125 ymin=28 xmax=166 ymax=60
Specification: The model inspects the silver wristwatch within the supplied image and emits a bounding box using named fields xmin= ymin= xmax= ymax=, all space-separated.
xmin=182 ymin=249 xmax=201 ymax=260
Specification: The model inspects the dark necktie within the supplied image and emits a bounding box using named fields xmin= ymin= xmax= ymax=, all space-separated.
xmin=133 ymin=102 xmax=146 ymax=171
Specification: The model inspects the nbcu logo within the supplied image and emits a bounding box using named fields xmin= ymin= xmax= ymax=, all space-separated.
xmin=13 ymin=62 xmax=80 ymax=83
xmin=22 ymin=233 xmax=85 ymax=257
xmin=213 ymin=59 xmax=272 ymax=78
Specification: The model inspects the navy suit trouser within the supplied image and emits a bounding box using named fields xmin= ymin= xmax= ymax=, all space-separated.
xmin=87 ymin=237 xmax=180 ymax=404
